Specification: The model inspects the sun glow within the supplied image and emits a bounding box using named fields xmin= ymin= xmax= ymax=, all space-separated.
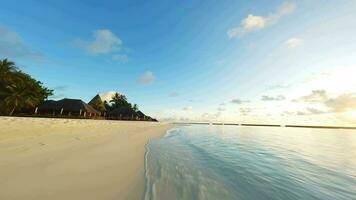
xmin=345 ymin=111 xmax=356 ymax=121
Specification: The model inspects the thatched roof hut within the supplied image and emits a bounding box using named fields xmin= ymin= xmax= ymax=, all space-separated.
xmin=88 ymin=94 xmax=106 ymax=112
xmin=108 ymin=107 xmax=137 ymax=119
xmin=38 ymin=98 xmax=100 ymax=116
xmin=107 ymin=108 xmax=157 ymax=121
xmin=136 ymin=111 xmax=145 ymax=118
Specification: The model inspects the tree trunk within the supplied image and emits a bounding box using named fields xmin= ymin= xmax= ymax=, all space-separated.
xmin=9 ymin=106 xmax=16 ymax=116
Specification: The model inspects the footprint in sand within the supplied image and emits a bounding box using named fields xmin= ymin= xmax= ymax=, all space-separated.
xmin=39 ymin=142 xmax=46 ymax=146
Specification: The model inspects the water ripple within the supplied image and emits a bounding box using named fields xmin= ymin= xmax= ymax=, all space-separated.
xmin=144 ymin=125 xmax=356 ymax=200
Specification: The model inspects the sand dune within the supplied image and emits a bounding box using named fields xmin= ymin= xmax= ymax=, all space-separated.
xmin=0 ymin=117 xmax=172 ymax=200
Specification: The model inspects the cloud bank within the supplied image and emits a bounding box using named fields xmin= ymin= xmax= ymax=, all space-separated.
xmin=183 ymin=106 xmax=193 ymax=111
xmin=138 ymin=71 xmax=155 ymax=85
xmin=285 ymin=37 xmax=303 ymax=48
xmin=227 ymin=2 xmax=296 ymax=38
xmin=75 ymin=29 xmax=122 ymax=55
xmin=99 ymin=91 xmax=122 ymax=102
xmin=261 ymin=95 xmax=286 ymax=101
xmin=231 ymin=98 xmax=249 ymax=104
xmin=0 ymin=26 xmax=43 ymax=60
xmin=74 ymin=29 xmax=128 ymax=62
xmin=296 ymin=90 xmax=356 ymax=113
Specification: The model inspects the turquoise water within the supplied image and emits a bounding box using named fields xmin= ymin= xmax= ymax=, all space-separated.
xmin=144 ymin=125 xmax=356 ymax=200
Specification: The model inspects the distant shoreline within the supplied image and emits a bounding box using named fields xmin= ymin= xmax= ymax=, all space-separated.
xmin=1 ymin=115 xmax=159 ymax=122
xmin=173 ymin=122 xmax=356 ymax=130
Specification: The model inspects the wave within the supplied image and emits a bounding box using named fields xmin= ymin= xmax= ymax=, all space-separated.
xmin=143 ymin=128 xmax=178 ymax=200
xmin=142 ymin=125 xmax=356 ymax=200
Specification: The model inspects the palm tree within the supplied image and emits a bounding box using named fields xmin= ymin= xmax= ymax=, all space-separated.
xmin=0 ymin=59 xmax=17 ymax=82
xmin=0 ymin=59 xmax=16 ymax=74
xmin=0 ymin=59 xmax=53 ymax=115
xmin=88 ymin=94 xmax=106 ymax=112
xmin=103 ymin=100 xmax=112 ymax=111
xmin=1 ymin=79 xmax=40 ymax=115
xmin=133 ymin=104 xmax=139 ymax=112
xmin=110 ymin=93 xmax=130 ymax=108
xmin=110 ymin=92 xmax=121 ymax=108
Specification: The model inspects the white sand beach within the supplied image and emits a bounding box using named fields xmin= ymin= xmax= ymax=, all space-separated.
xmin=0 ymin=117 xmax=172 ymax=200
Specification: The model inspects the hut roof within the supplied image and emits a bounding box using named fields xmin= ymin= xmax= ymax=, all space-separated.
xmin=37 ymin=100 xmax=61 ymax=110
xmin=88 ymin=94 xmax=101 ymax=105
xmin=136 ymin=111 xmax=145 ymax=118
xmin=88 ymin=94 xmax=106 ymax=111
xmin=38 ymin=98 xmax=100 ymax=114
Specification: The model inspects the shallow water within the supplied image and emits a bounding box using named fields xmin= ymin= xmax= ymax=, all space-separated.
xmin=144 ymin=125 xmax=356 ymax=200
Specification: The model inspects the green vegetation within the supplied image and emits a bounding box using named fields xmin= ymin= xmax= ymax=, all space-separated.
xmin=0 ymin=59 xmax=53 ymax=115
xmin=109 ymin=92 xmax=131 ymax=109
xmin=132 ymin=104 xmax=139 ymax=112
xmin=0 ymin=58 xmax=156 ymax=121
xmin=108 ymin=92 xmax=138 ymax=111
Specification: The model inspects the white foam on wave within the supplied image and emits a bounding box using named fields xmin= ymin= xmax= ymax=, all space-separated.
xmin=143 ymin=128 xmax=178 ymax=200
xmin=143 ymin=140 xmax=152 ymax=200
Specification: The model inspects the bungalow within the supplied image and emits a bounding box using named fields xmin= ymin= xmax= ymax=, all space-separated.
xmin=107 ymin=107 xmax=138 ymax=120
xmin=88 ymin=94 xmax=106 ymax=114
xmin=107 ymin=107 xmax=157 ymax=121
xmin=38 ymin=98 xmax=100 ymax=117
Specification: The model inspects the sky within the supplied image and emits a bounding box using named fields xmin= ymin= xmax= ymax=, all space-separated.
xmin=1 ymin=0 xmax=356 ymax=125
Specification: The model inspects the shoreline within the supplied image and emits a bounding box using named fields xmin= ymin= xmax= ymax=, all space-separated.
xmin=143 ymin=127 xmax=178 ymax=200
xmin=0 ymin=117 xmax=173 ymax=200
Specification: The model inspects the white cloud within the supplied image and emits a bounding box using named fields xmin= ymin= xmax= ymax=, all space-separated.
xmin=292 ymin=107 xmax=326 ymax=116
xmin=201 ymin=112 xmax=222 ymax=121
xmin=75 ymin=29 xmax=122 ymax=55
xmin=306 ymin=107 xmax=326 ymax=115
xmin=231 ymin=98 xmax=249 ymax=104
xmin=231 ymin=99 xmax=243 ymax=104
xmin=99 ymin=91 xmax=121 ymax=102
xmin=325 ymin=93 xmax=356 ymax=112
xmin=278 ymin=1 xmax=296 ymax=15
xmin=295 ymin=90 xmax=356 ymax=113
xmin=266 ymin=84 xmax=291 ymax=90
xmin=0 ymin=25 xmax=43 ymax=59
xmin=112 ymin=54 xmax=128 ymax=63
xmin=296 ymin=90 xmax=328 ymax=103
xmin=183 ymin=106 xmax=192 ymax=111
xmin=239 ymin=108 xmax=252 ymax=116
xmin=227 ymin=15 xmax=267 ymax=38
xmin=138 ymin=71 xmax=155 ymax=85
xmin=261 ymin=95 xmax=286 ymax=101
xmin=285 ymin=37 xmax=303 ymax=48
xmin=227 ymin=1 xmax=296 ymax=38
xmin=0 ymin=26 xmax=21 ymax=44
xmin=217 ymin=107 xmax=226 ymax=111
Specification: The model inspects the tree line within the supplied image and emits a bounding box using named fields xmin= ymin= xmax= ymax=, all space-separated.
xmin=0 ymin=58 xmax=141 ymax=117
xmin=88 ymin=92 xmax=140 ymax=113
xmin=0 ymin=59 xmax=53 ymax=115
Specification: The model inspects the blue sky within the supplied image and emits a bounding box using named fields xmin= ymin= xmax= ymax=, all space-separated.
xmin=1 ymin=0 xmax=356 ymax=125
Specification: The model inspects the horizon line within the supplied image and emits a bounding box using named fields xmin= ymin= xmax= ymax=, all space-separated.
xmin=172 ymin=122 xmax=356 ymax=130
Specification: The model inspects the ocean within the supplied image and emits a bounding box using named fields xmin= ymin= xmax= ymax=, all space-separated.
xmin=144 ymin=125 xmax=356 ymax=200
